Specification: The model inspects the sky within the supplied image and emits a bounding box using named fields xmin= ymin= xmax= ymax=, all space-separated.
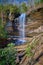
xmin=0 ymin=0 xmax=37 ymax=6
xmin=0 ymin=0 xmax=28 ymax=5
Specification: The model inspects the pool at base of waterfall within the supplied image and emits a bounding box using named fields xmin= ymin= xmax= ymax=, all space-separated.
xmin=8 ymin=36 xmax=26 ymax=45
xmin=11 ymin=39 xmax=26 ymax=45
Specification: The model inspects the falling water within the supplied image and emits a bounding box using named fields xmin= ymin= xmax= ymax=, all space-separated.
xmin=18 ymin=13 xmax=26 ymax=43
xmin=5 ymin=13 xmax=26 ymax=45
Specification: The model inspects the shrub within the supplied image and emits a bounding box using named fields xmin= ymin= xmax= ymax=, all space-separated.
xmin=0 ymin=43 xmax=17 ymax=65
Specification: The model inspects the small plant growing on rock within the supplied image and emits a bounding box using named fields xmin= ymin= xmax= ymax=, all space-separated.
xmin=26 ymin=35 xmax=41 ymax=65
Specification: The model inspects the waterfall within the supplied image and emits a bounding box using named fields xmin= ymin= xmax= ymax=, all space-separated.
xmin=5 ymin=13 xmax=26 ymax=45
xmin=18 ymin=13 xmax=26 ymax=43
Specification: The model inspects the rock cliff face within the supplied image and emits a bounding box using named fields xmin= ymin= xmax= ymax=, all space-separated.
xmin=15 ymin=6 xmax=43 ymax=65
xmin=26 ymin=7 xmax=43 ymax=37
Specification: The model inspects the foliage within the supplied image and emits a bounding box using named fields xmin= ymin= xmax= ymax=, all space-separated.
xmin=26 ymin=44 xmax=34 ymax=57
xmin=40 ymin=0 xmax=43 ymax=3
xmin=0 ymin=43 xmax=17 ymax=65
xmin=0 ymin=4 xmax=20 ymax=19
xmin=0 ymin=4 xmax=3 ymax=12
xmin=0 ymin=18 xmax=8 ymax=38
xmin=20 ymin=3 xmax=28 ymax=13
xmin=35 ymin=0 xmax=40 ymax=5
xmin=0 ymin=7 xmax=8 ymax=33
xmin=0 ymin=26 xmax=8 ymax=38
xmin=26 ymin=37 xmax=40 ymax=57
xmin=9 ymin=5 xmax=20 ymax=14
xmin=34 ymin=0 xmax=43 ymax=5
